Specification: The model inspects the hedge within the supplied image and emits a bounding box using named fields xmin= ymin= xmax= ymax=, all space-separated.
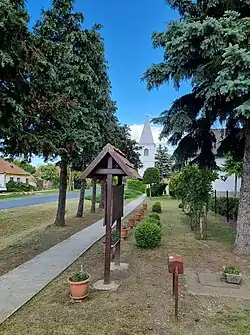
xmin=126 ymin=179 xmax=146 ymax=193
xmin=6 ymin=181 xmax=37 ymax=192
xmin=146 ymin=183 xmax=167 ymax=197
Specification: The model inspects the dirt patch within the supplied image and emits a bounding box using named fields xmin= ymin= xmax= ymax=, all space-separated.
xmin=1 ymin=198 xmax=250 ymax=335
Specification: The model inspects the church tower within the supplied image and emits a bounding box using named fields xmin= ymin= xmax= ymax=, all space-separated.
xmin=138 ymin=118 xmax=156 ymax=177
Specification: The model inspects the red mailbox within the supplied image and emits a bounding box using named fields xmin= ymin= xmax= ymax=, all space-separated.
xmin=168 ymin=253 xmax=184 ymax=275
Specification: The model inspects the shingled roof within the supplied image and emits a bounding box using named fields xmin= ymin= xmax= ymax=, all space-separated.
xmin=80 ymin=143 xmax=141 ymax=180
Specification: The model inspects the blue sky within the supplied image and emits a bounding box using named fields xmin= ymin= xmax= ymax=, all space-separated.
xmin=26 ymin=0 xmax=190 ymax=164
xmin=26 ymin=1 xmax=190 ymax=123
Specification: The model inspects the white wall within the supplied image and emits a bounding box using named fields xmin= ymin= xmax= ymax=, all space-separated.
xmin=5 ymin=175 xmax=29 ymax=183
xmin=138 ymin=144 xmax=156 ymax=177
xmin=212 ymin=158 xmax=241 ymax=194
xmin=0 ymin=174 xmax=6 ymax=191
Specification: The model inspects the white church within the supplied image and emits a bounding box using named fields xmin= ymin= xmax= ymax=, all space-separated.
xmin=138 ymin=118 xmax=156 ymax=177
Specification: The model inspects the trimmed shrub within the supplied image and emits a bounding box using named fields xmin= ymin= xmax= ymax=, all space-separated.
xmin=145 ymin=217 xmax=161 ymax=227
xmin=135 ymin=221 xmax=162 ymax=248
xmin=149 ymin=213 xmax=161 ymax=221
xmin=152 ymin=201 xmax=162 ymax=213
xmin=127 ymin=180 xmax=146 ymax=193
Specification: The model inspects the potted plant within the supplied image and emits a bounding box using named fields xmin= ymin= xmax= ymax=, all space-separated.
xmin=128 ymin=218 xmax=135 ymax=228
xmin=121 ymin=223 xmax=129 ymax=239
xmin=103 ymin=231 xmax=120 ymax=258
xmin=223 ymin=266 xmax=242 ymax=284
xmin=68 ymin=265 xmax=90 ymax=300
xmin=135 ymin=213 xmax=142 ymax=221
xmin=143 ymin=203 xmax=148 ymax=210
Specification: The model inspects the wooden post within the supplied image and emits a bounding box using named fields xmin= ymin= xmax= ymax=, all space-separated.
xmin=226 ymin=190 xmax=229 ymax=223
xmin=91 ymin=178 xmax=97 ymax=213
xmin=174 ymin=266 xmax=179 ymax=319
xmin=214 ymin=190 xmax=217 ymax=214
xmin=114 ymin=176 xmax=123 ymax=266
xmin=104 ymin=156 xmax=113 ymax=285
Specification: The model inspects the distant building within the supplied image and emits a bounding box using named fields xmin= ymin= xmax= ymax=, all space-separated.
xmin=0 ymin=159 xmax=32 ymax=191
xmin=212 ymin=129 xmax=241 ymax=195
xmin=138 ymin=118 xmax=156 ymax=177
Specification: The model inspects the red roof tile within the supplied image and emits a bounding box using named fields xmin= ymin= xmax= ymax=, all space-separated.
xmin=0 ymin=159 xmax=31 ymax=176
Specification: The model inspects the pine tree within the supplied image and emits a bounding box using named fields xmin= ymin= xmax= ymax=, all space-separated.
xmin=155 ymin=145 xmax=172 ymax=179
xmin=143 ymin=0 xmax=250 ymax=254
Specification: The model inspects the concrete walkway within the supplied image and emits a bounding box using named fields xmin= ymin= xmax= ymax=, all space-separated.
xmin=0 ymin=195 xmax=145 ymax=324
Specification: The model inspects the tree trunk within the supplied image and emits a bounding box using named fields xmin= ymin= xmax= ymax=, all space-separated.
xmin=234 ymin=174 xmax=238 ymax=198
xmin=54 ymin=159 xmax=67 ymax=226
xmin=91 ymin=179 xmax=97 ymax=213
xmin=76 ymin=180 xmax=86 ymax=217
xmin=149 ymin=184 xmax=152 ymax=199
xmin=234 ymin=122 xmax=250 ymax=254
xmin=99 ymin=179 xmax=105 ymax=209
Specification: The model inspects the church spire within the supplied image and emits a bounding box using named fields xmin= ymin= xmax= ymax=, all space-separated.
xmin=139 ymin=118 xmax=155 ymax=145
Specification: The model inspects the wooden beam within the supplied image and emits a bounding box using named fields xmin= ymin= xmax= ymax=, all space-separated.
xmin=95 ymin=168 xmax=124 ymax=175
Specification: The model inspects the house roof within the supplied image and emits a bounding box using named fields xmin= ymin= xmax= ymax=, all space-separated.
xmin=0 ymin=159 xmax=31 ymax=176
xmin=139 ymin=118 xmax=155 ymax=145
xmin=80 ymin=143 xmax=141 ymax=180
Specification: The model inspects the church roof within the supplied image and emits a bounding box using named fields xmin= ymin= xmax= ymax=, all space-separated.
xmin=139 ymin=118 xmax=155 ymax=145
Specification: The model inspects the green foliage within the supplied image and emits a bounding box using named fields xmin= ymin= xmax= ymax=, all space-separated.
xmin=149 ymin=213 xmax=161 ymax=221
xmin=152 ymin=201 xmax=162 ymax=213
xmin=69 ymin=271 xmax=89 ymax=282
xmin=124 ymin=189 xmax=142 ymax=199
xmin=172 ymin=166 xmax=217 ymax=214
xmin=168 ymin=172 xmax=182 ymax=199
xmin=178 ymin=203 xmax=183 ymax=209
xmin=155 ymin=145 xmax=172 ymax=179
xmin=134 ymin=221 xmax=162 ymax=248
xmin=13 ymin=160 xmax=36 ymax=174
xmin=223 ymin=155 xmax=243 ymax=178
xmin=143 ymin=168 xmax=160 ymax=185
xmin=126 ymin=179 xmax=146 ymax=193
xmin=40 ymin=164 xmax=60 ymax=187
xmin=146 ymin=183 xmax=167 ymax=197
xmin=111 ymin=231 xmax=120 ymax=245
xmin=146 ymin=217 xmax=161 ymax=227
xmin=223 ymin=266 xmax=241 ymax=275
xmin=85 ymin=194 xmax=101 ymax=203
xmin=210 ymin=196 xmax=239 ymax=220
xmin=6 ymin=181 xmax=36 ymax=192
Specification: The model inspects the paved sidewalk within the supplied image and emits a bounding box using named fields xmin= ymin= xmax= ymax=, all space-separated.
xmin=0 ymin=195 xmax=145 ymax=324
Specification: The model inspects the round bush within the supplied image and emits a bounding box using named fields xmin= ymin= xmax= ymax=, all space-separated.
xmin=134 ymin=221 xmax=162 ymax=248
xmin=149 ymin=213 xmax=161 ymax=221
xmin=146 ymin=217 xmax=161 ymax=228
xmin=152 ymin=201 xmax=162 ymax=213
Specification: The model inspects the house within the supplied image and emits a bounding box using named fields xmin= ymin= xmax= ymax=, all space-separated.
xmin=0 ymin=159 xmax=32 ymax=191
xmin=138 ymin=118 xmax=156 ymax=177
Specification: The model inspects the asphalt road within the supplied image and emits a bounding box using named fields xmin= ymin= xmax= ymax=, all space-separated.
xmin=0 ymin=190 xmax=94 ymax=210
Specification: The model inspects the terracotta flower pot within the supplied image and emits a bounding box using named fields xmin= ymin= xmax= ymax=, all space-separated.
xmin=68 ymin=276 xmax=90 ymax=300
xmin=143 ymin=204 xmax=148 ymax=210
xmin=121 ymin=227 xmax=128 ymax=239
xmin=128 ymin=218 xmax=135 ymax=228
xmin=135 ymin=213 xmax=142 ymax=221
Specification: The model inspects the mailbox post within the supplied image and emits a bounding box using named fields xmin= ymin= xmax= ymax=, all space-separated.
xmin=168 ymin=253 xmax=184 ymax=319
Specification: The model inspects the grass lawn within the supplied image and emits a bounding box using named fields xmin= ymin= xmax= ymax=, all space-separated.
xmin=0 ymin=199 xmax=103 ymax=275
xmin=1 ymin=197 xmax=250 ymax=334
